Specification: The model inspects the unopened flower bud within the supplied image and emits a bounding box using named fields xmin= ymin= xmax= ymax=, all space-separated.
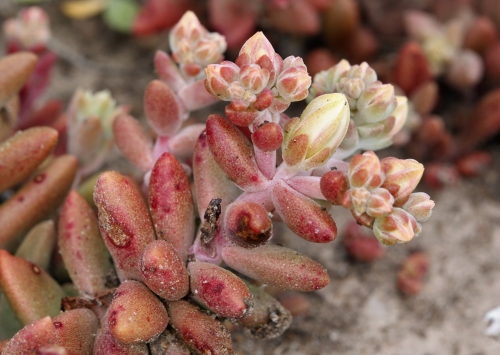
xmin=380 ymin=157 xmax=424 ymax=204
xmin=345 ymin=62 xmax=377 ymax=86
xmin=4 ymin=7 xmax=51 ymax=50
xmin=373 ymin=208 xmax=420 ymax=245
xmin=282 ymin=93 xmax=350 ymax=169
xmin=355 ymin=82 xmax=397 ymax=125
xmin=308 ymin=59 xmax=351 ymax=99
xmin=276 ymin=56 xmax=311 ymax=102
xmin=348 ymin=151 xmax=384 ymax=189
xmin=402 ymin=192 xmax=434 ymax=222
xmin=342 ymin=187 xmax=371 ymax=216
xmin=366 ymin=187 xmax=394 ymax=217
xmin=240 ymin=64 xmax=270 ymax=93
xmin=205 ymin=61 xmax=240 ymax=101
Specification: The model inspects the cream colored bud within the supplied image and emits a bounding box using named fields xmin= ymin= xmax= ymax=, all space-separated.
xmin=240 ymin=64 xmax=270 ymax=94
xmin=346 ymin=62 xmax=377 ymax=86
xmin=402 ymin=192 xmax=434 ymax=222
xmin=373 ymin=208 xmax=419 ymax=245
xmin=355 ymin=82 xmax=397 ymax=125
xmin=366 ymin=187 xmax=394 ymax=217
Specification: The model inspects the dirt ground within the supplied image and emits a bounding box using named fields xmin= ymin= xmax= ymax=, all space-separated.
xmin=2 ymin=2 xmax=500 ymax=354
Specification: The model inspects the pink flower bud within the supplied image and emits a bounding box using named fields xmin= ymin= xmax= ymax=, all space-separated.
xmin=380 ymin=157 xmax=424 ymax=205
xmin=402 ymin=192 xmax=434 ymax=222
xmin=355 ymin=82 xmax=397 ymax=125
xmin=4 ymin=7 xmax=51 ymax=50
xmin=188 ymin=261 xmax=252 ymax=318
xmin=240 ymin=64 xmax=270 ymax=93
xmin=238 ymin=32 xmax=278 ymax=72
xmin=348 ymin=151 xmax=384 ymax=189
xmin=366 ymin=187 xmax=394 ymax=217
xmin=205 ymin=61 xmax=241 ymax=100
xmin=276 ymin=56 xmax=311 ymax=102
xmin=342 ymin=187 xmax=371 ymax=216
xmin=373 ymin=208 xmax=420 ymax=245
xmin=282 ymin=93 xmax=350 ymax=169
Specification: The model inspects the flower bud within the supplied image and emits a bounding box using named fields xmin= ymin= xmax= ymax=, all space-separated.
xmin=308 ymin=59 xmax=351 ymax=99
xmin=205 ymin=61 xmax=240 ymax=101
xmin=355 ymin=82 xmax=397 ymax=125
xmin=402 ymin=192 xmax=434 ymax=222
xmin=366 ymin=187 xmax=394 ymax=217
xmin=345 ymin=62 xmax=377 ymax=86
xmin=4 ymin=7 xmax=51 ymax=50
xmin=373 ymin=208 xmax=420 ymax=245
xmin=348 ymin=150 xmax=384 ymax=189
xmin=380 ymin=157 xmax=424 ymax=205
xmin=240 ymin=64 xmax=270 ymax=93
xmin=276 ymin=56 xmax=311 ymax=102
xmin=282 ymin=93 xmax=350 ymax=169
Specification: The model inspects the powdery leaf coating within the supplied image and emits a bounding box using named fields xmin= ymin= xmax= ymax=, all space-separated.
xmin=0 ymin=250 xmax=65 ymax=325
xmin=53 ymin=308 xmax=99 ymax=355
xmin=15 ymin=220 xmax=56 ymax=271
xmin=271 ymin=180 xmax=337 ymax=243
xmin=0 ymin=126 xmax=58 ymax=192
xmin=2 ymin=317 xmax=56 ymax=355
xmin=144 ymin=80 xmax=185 ymax=136
xmin=0 ymin=154 xmax=77 ymax=252
xmin=140 ymin=240 xmax=189 ymax=301
xmin=94 ymin=171 xmax=156 ymax=281
xmin=149 ymin=152 xmax=194 ymax=262
xmin=59 ymin=190 xmax=115 ymax=296
xmin=108 ymin=280 xmax=169 ymax=343
xmin=113 ymin=114 xmax=154 ymax=172
xmin=167 ymin=300 xmax=233 ymax=355
xmin=94 ymin=310 xmax=149 ymax=355
xmin=222 ymin=245 xmax=330 ymax=292
xmin=223 ymin=201 xmax=272 ymax=248
xmin=251 ymin=122 xmax=284 ymax=152
xmin=188 ymin=261 xmax=252 ymax=319
xmin=0 ymin=52 xmax=37 ymax=106
xmin=206 ymin=114 xmax=269 ymax=192
xmin=320 ymin=170 xmax=349 ymax=205
xmin=238 ymin=282 xmax=292 ymax=339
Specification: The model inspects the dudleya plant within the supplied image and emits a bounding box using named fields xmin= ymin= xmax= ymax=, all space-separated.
xmin=0 ymin=10 xmax=435 ymax=355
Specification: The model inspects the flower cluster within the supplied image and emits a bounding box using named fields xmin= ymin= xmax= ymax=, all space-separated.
xmin=309 ymin=60 xmax=408 ymax=158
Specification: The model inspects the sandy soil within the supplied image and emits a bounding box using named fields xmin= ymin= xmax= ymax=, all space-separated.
xmin=2 ymin=2 xmax=500 ymax=354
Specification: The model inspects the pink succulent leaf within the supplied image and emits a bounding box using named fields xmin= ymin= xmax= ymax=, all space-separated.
xmin=107 ymin=280 xmax=169 ymax=343
xmin=18 ymin=51 xmax=57 ymax=123
xmin=132 ymin=0 xmax=189 ymax=37
xmin=94 ymin=171 xmax=156 ymax=281
xmin=140 ymin=240 xmax=189 ymax=300
xmin=188 ymin=261 xmax=253 ymax=318
xmin=192 ymin=130 xmax=240 ymax=219
xmin=271 ymin=180 xmax=337 ymax=243
xmin=154 ymin=50 xmax=186 ymax=92
xmin=380 ymin=157 xmax=424 ymax=205
xmin=166 ymin=123 xmax=206 ymax=160
xmin=401 ymin=192 xmax=435 ymax=222
xmin=206 ymin=114 xmax=270 ymax=192
xmin=59 ymin=190 xmax=116 ymax=296
xmin=286 ymin=175 xmax=325 ymax=200
xmin=0 ymin=155 xmax=77 ymax=251
xmin=0 ymin=52 xmax=37 ymax=108
xmin=319 ymin=170 xmax=349 ymax=205
xmin=113 ymin=114 xmax=155 ymax=172
xmin=149 ymin=152 xmax=195 ymax=261
xmin=222 ymin=244 xmax=330 ymax=291
xmin=15 ymin=220 xmax=56 ymax=272
xmin=208 ymin=0 xmax=257 ymax=50
xmin=144 ymin=80 xmax=186 ymax=136
xmin=254 ymin=146 xmax=277 ymax=180
xmin=251 ymin=121 xmax=283 ymax=153
xmin=167 ymin=300 xmax=233 ymax=354
xmin=94 ymin=309 xmax=149 ymax=355
xmin=52 ymin=309 xmax=99 ymax=355
xmin=223 ymin=200 xmax=273 ymax=248
xmin=348 ymin=150 xmax=384 ymax=189
xmin=225 ymin=103 xmax=261 ymax=127
xmin=373 ymin=208 xmax=421 ymax=246
xmin=177 ymin=79 xmax=219 ymax=111
xmin=2 ymin=317 xmax=56 ymax=355
xmin=0 ymin=250 xmax=65 ymax=325
xmin=0 ymin=126 xmax=58 ymax=193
